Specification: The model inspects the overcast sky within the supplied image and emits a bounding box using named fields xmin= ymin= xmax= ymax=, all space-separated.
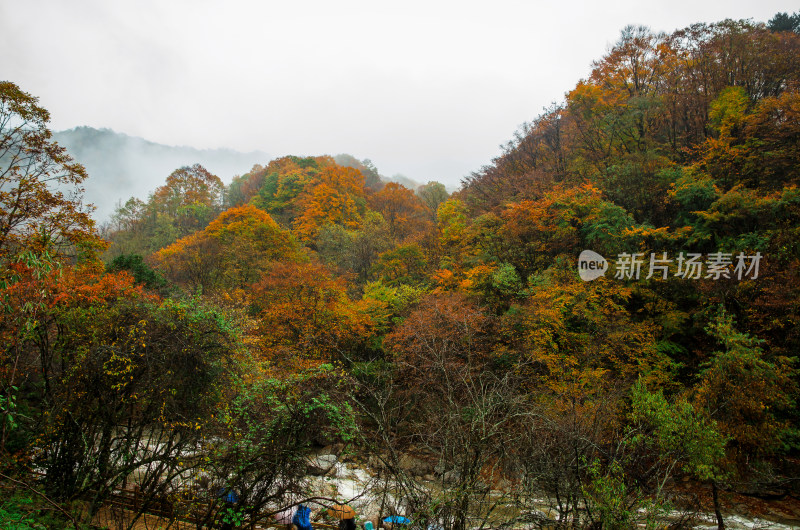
xmin=1 ymin=0 xmax=796 ymax=188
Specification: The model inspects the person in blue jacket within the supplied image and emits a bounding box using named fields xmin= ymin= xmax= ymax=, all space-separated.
xmin=293 ymin=504 xmax=314 ymax=530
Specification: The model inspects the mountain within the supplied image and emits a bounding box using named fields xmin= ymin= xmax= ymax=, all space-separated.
xmin=54 ymin=127 xmax=270 ymax=223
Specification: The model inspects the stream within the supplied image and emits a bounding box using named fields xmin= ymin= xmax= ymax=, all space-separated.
xmin=298 ymin=455 xmax=799 ymax=530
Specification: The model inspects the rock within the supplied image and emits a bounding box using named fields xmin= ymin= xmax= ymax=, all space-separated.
xmin=323 ymin=443 xmax=345 ymax=455
xmin=398 ymin=454 xmax=431 ymax=477
xmin=307 ymin=453 xmax=338 ymax=476
xmin=358 ymin=502 xmax=382 ymax=522
xmin=442 ymin=470 xmax=461 ymax=484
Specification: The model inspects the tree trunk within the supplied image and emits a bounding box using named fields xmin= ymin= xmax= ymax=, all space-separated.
xmin=712 ymin=480 xmax=724 ymax=530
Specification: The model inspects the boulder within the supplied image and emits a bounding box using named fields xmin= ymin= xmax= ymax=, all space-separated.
xmin=398 ymin=454 xmax=431 ymax=477
xmin=322 ymin=443 xmax=345 ymax=455
xmin=307 ymin=453 xmax=338 ymax=476
xmin=442 ymin=470 xmax=461 ymax=484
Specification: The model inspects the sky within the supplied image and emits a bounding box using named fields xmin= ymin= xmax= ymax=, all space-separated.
xmin=1 ymin=0 xmax=797 ymax=189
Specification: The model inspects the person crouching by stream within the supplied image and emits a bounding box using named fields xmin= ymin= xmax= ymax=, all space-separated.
xmin=326 ymin=504 xmax=357 ymax=530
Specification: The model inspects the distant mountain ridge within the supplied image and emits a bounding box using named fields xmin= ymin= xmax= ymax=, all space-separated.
xmin=54 ymin=127 xmax=270 ymax=223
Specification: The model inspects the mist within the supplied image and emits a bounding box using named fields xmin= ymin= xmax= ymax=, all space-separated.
xmin=54 ymin=127 xmax=270 ymax=223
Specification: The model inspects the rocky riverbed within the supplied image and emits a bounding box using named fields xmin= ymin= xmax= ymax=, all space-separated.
xmin=298 ymin=447 xmax=800 ymax=530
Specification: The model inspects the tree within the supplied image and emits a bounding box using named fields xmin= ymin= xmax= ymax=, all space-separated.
xmin=368 ymin=182 xmax=432 ymax=242
xmin=251 ymin=261 xmax=373 ymax=367
xmin=293 ymin=166 xmax=366 ymax=241
xmin=334 ymin=154 xmax=384 ymax=190
xmin=416 ymin=181 xmax=449 ymax=217
xmin=379 ymin=293 xmax=524 ymax=530
xmin=315 ymin=211 xmax=393 ymax=283
xmin=494 ymin=185 xmax=649 ymax=278
xmin=154 ymin=204 xmax=302 ymax=292
xmin=106 ymin=253 xmax=167 ymax=291
xmin=768 ymin=12 xmax=800 ymax=33
xmin=0 ymin=254 xmax=251 ymax=524
xmin=0 ymin=82 xmax=101 ymax=259
xmin=373 ymin=243 xmax=429 ymax=287
xmin=153 ymin=164 xmax=223 ymax=215
xmin=694 ymin=309 xmax=796 ymax=458
xmin=249 ymin=156 xmax=334 ymax=223
xmin=628 ymin=380 xmax=727 ymax=529
xmin=190 ymin=366 xmax=358 ymax=529
xmin=152 ymin=164 xmax=224 ymax=234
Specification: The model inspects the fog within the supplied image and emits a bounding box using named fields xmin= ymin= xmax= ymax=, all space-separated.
xmin=54 ymin=127 xmax=270 ymax=222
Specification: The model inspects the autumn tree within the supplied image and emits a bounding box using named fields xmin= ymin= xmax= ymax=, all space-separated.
xmin=315 ymin=211 xmax=393 ymax=283
xmin=188 ymin=365 xmax=358 ymax=529
xmin=695 ymin=86 xmax=800 ymax=191
xmin=491 ymin=185 xmax=659 ymax=279
xmin=155 ymin=204 xmax=302 ymax=292
xmin=250 ymin=261 xmax=373 ymax=368
xmin=0 ymin=81 xmax=101 ymax=260
xmin=334 ymin=154 xmax=384 ymax=190
xmin=0 ymin=251 xmax=348 ymax=529
xmin=1 ymin=262 xmax=243 ymax=525
xmin=373 ymin=243 xmax=429 ymax=287
xmin=293 ymin=165 xmax=366 ymax=241
xmin=380 ymin=293 xmax=527 ymax=530
xmin=151 ymin=164 xmax=224 ymax=232
xmin=369 ymin=182 xmax=433 ymax=241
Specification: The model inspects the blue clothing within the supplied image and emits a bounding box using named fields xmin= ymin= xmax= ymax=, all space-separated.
xmin=383 ymin=516 xmax=410 ymax=525
xmin=217 ymin=488 xmax=239 ymax=504
xmin=293 ymin=504 xmax=313 ymax=530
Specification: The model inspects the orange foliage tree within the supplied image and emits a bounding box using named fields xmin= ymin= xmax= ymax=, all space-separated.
xmin=293 ymin=166 xmax=366 ymax=241
xmin=250 ymin=261 xmax=373 ymax=369
xmin=368 ymin=182 xmax=433 ymax=241
xmin=152 ymin=164 xmax=224 ymax=216
xmin=0 ymin=255 xmax=149 ymax=451
xmin=231 ymin=156 xmax=335 ymax=217
xmin=154 ymin=204 xmax=302 ymax=292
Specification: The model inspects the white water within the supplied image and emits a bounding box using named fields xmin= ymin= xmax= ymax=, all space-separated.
xmin=301 ymin=459 xmax=799 ymax=530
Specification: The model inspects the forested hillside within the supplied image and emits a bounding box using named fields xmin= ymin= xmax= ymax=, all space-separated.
xmin=2 ymin=15 xmax=800 ymax=530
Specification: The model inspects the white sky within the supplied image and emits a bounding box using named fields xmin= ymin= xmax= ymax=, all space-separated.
xmin=1 ymin=0 xmax=797 ymax=188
